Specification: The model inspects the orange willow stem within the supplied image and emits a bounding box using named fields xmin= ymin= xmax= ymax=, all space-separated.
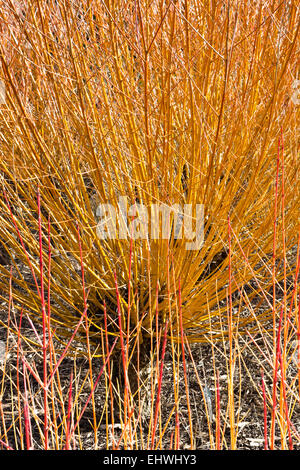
xmin=216 ymin=370 xmax=221 ymax=450
xmin=151 ymin=320 xmax=168 ymax=450
xmin=103 ymin=301 xmax=115 ymax=448
xmin=272 ymin=137 xmax=281 ymax=348
xmin=270 ymin=305 xmax=284 ymax=449
xmin=76 ymin=221 xmax=97 ymax=446
xmin=37 ymin=186 xmax=48 ymax=450
xmin=22 ymin=362 xmax=32 ymax=450
xmin=114 ymin=270 xmax=131 ymax=447
xmin=178 ymin=278 xmax=194 ymax=449
xmin=64 ymin=371 xmax=73 ymax=450
xmin=278 ymin=348 xmax=293 ymax=450
xmin=227 ymin=215 xmax=236 ymax=449
xmin=261 ymin=370 xmax=268 ymax=450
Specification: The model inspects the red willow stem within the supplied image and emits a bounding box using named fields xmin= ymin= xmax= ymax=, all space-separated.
xmin=272 ymin=137 xmax=281 ymax=346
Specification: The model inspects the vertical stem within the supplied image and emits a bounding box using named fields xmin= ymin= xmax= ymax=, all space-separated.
xmin=261 ymin=370 xmax=268 ymax=450
xmin=178 ymin=278 xmax=194 ymax=449
xmin=37 ymin=186 xmax=48 ymax=450
xmin=228 ymin=215 xmax=236 ymax=449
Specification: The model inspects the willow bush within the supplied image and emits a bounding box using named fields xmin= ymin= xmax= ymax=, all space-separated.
xmin=0 ymin=0 xmax=299 ymax=351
